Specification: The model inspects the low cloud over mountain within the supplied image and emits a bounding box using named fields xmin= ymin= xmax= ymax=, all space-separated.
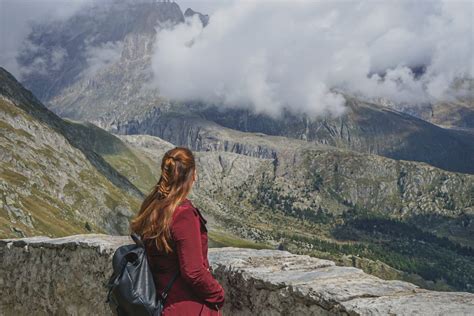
xmin=1 ymin=0 xmax=472 ymax=119
xmin=151 ymin=0 xmax=473 ymax=118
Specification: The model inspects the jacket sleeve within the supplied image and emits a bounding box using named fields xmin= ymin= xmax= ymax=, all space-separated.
xmin=171 ymin=206 xmax=225 ymax=308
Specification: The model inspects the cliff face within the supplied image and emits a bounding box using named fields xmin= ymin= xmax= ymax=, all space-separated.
xmin=0 ymin=235 xmax=473 ymax=315
xmin=193 ymin=97 xmax=474 ymax=174
xmin=19 ymin=1 xmax=184 ymax=103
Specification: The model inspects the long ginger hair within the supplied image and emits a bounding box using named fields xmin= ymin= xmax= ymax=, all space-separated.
xmin=130 ymin=147 xmax=196 ymax=253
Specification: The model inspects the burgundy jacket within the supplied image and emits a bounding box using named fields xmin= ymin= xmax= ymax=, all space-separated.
xmin=144 ymin=198 xmax=225 ymax=315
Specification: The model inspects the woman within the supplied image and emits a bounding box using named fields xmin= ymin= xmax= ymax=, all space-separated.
xmin=130 ymin=147 xmax=225 ymax=315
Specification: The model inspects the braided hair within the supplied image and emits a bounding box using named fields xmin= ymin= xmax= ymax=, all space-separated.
xmin=130 ymin=147 xmax=196 ymax=253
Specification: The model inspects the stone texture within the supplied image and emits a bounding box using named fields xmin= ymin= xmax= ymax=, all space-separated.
xmin=1 ymin=235 xmax=473 ymax=316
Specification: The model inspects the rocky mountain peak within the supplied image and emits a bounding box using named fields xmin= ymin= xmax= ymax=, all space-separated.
xmin=184 ymin=8 xmax=210 ymax=27
xmin=17 ymin=0 xmax=185 ymax=102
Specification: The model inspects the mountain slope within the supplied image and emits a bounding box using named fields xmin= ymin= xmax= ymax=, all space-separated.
xmin=192 ymin=96 xmax=474 ymax=174
xmin=68 ymin=131 xmax=274 ymax=249
xmin=383 ymin=79 xmax=474 ymax=130
xmin=0 ymin=67 xmax=142 ymax=237
xmin=212 ymin=144 xmax=473 ymax=292
xmin=394 ymin=99 xmax=474 ymax=130
xmin=113 ymin=131 xmax=473 ymax=292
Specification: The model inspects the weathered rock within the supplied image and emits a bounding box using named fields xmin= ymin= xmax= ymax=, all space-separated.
xmin=0 ymin=235 xmax=472 ymax=315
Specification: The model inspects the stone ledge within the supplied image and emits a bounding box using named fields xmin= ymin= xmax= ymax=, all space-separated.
xmin=0 ymin=234 xmax=473 ymax=315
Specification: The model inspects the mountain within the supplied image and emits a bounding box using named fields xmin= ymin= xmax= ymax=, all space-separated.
xmin=0 ymin=67 xmax=142 ymax=237
xmin=190 ymin=96 xmax=474 ymax=174
xmin=16 ymin=1 xmax=474 ymax=175
xmin=18 ymin=0 xmax=183 ymax=129
xmin=18 ymin=0 xmax=184 ymax=103
xmin=380 ymin=79 xmax=474 ymax=130
xmin=391 ymin=99 xmax=474 ymax=131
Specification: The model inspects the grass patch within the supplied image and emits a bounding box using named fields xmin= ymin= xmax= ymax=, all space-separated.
xmin=103 ymin=150 xmax=158 ymax=194
xmin=0 ymin=168 xmax=28 ymax=186
xmin=208 ymin=230 xmax=272 ymax=249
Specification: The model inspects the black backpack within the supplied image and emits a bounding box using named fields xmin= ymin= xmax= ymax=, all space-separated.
xmin=105 ymin=233 xmax=180 ymax=316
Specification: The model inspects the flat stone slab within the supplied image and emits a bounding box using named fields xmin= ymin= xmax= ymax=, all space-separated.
xmin=0 ymin=234 xmax=473 ymax=315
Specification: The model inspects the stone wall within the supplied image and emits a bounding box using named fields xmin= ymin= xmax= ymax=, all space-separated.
xmin=0 ymin=234 xmax=473 ymax=315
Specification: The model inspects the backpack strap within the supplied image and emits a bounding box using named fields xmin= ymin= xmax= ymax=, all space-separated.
xmin=159 ymin=270 xmax=180 ymax=301
xmin=131 ymin=232 xmax=144 ymax=247
xmin=123 ymin=233 xmax=180 ymax=305
xmin=105 ymin=256 xmax=128 ymax=303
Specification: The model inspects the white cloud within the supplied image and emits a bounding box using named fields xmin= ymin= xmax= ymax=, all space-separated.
xmin=151 ymin=0 xmax=473 ymax=118
xmin=82 ymin=41 xmax=124 ymax=78
xmin=0 ymin=0 xmax=96 ymax=77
